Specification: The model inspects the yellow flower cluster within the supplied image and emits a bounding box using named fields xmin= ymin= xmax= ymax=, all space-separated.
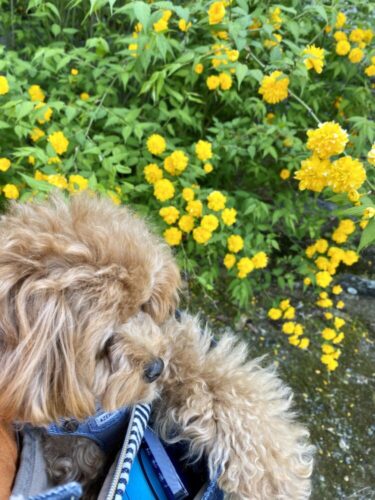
xmin=35 ymin=103 xmax=53 ymax=124
xmin=333 ymin=25 xmax=373 ymax=65
xmin=332 ymin=219 xmax=356 ymax=244
xmin=154 ymin=179 xmax=175 ymax=202
xmin=28 ymin=85 xmax=45 ymax=102
xmin=164 ymin=227 xmax=182 ymax=246
xmin=206 ymin=72 xmax=232 ymax=91
xmin=0 ymin=158 xmax=11 ymax=172
xmin=295 ymin=122 xmax=366 ymax=195
xmin=48 ymin=131 xmax=69 ymax=155
xmin=365 ymin=56 xmax=375 ymax=77
xmin=195 ymin=140 xmax=212 ymax=161
xmin=144 ymin=163 xmax=163 ymax=184
xmin=207 ymin=190 xmax=226 ymax=211
xmin=30 ymin=127 xmax=45 ymax=142
xmin=3 ymin=184 xmax=19 ymax=199
xmin=178 ymin=19 xmax=192 ymax=32
xmin=258 ymin=71 xmax=289 ymax=104
xmin=268 ymin=299 xmax=309 ymax=349
xmin=159 ymin=206 xmax=179 ymax=225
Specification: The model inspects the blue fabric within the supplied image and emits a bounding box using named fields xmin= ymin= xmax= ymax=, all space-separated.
xmin=124 ymin=451 xmax=167 ymax=500
xmin=47 ymin=407 xmax=129 ymax=454
xmin=28 ymin=482 xmax=82 ymax=500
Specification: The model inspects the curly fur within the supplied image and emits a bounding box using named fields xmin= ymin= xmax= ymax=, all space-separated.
xmin=0 ymin=193 xmax=313 ymax=499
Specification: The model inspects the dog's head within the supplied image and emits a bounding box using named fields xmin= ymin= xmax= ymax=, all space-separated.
xmin=0 ymin=192 xmax=180 ymax=424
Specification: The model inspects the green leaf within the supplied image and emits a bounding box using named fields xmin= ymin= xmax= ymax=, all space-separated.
xmin=248 ymin=69 xmax=263 ymax=82
xmin=16 ymin=101 xmax=35 ymax=121
xmin=20 ymin=174 xmax=53 ymax=192
xmin=236 ymin=63 xmax=248 ymax=89
xmin=358 ymin=218 xmax=375 ymax=251
xmin=133 ymin=1 xmax=151 ymax=28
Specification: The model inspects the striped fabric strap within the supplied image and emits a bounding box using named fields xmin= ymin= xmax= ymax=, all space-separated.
xmin=113 ymin=404 xmax=151 ymax=500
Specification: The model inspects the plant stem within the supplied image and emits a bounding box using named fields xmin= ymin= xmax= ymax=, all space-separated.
xmin=289 ymin=89 xmax=321 ymax=125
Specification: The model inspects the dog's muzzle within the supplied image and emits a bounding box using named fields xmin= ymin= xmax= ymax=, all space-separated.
xmin=143 ymin=357 xmax=164 ymax=383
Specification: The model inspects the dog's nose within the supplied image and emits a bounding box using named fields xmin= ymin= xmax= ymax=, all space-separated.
xmin=143 ymin=357 xmax=164 ymax=383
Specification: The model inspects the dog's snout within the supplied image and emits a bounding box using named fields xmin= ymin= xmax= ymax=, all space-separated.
xmin=143 ymin=357 xmax=164 ymax=383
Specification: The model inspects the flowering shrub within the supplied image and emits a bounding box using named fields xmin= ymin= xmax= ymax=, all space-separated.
xmin=0 ymin=0 xmax=374 ymax=372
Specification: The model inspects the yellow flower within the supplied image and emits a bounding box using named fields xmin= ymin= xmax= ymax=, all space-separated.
xmin=333 ymin=332 xmax=345 ymax=344
xmin=279 ymin=299 xmax=290 ymax=311
xmin=264 ymin=34 xmax=282 ymax=49
xmin=208 ymin=1 xmax=226 ymax=25
xmin=154 ymin=179 xmax=175 ymax=202
xmin=322 ymin=344 xmax=334 ymax=354
xmin=364 ymin=207 xmax=375 ymax=219
xmin=315 ymin=256 xmax=330 ymax=270
xmin=207 ymin=190 xmax=226 ymax=211
xmin=194 ymin=63 xmax=204 ymax=74
xmin=219 ymin=72 xmax=232 ymax=90
xmin=0 ymin=158 xmax=11 ymax=172
xmin=80 ymin=92 xmax=90 ymax=101
xmin=178 ymin=215 xmax=195 ymax=233
xmin=34 ymin=170 xmax=47 ymax=181
xmin=332 ymin=285 xmax=343 ymax=295
xmin=28 ymin=155 xmax=35 ymax=165
xmin=288 ymin=335 xmax=300 ymax=346
xmin=282 ymin=322 xmax=295 ymax=335
xmin=365 ymin=65 xmax=375 ymax=77
xmin=306 ymin=121 xmax=348 ymax=159
xmin=215 ymin=30 xmax=229 ymax=40
xmin=349 ymin=28 xmax=365 ymax=43
xmin=204 ymin=162 xmax=213 ymax=173
xmin=226 ymin=49 xmax=239 ymax=62
xmin=178 ymin=19 xmax=191 ymax=32
xmin=334 ymin=31 xmax=347 ymax=42
xmin=227 ymin=234 xmax=244 ymax=253
xmin=48 ymin=131 xmax=69 ymax=155
xmin=144 ymin=163 xmax=163 ymax=184
xmin=30 ymin=127 xmax=45 ymax=142
xmin=270 ymin=7 xmax=282 ymax=29
xmin=182 ymin=187 xmax=195 ymax=202
xmin=186 ymin=200 xmax=203 ymax=217
xmin=128 ymin=43 xmax=138 ymax=56
xmin=342 ymin=250 xmax=359 ymax=266
xmin=322 ymin=328 xmax=336 ymax=340
xmin=71 ymin=68 xmax=78 ymax=76
xmin=153 ymin=18 xmax=168 ymax=33
xmin=294 ymin=324 xmax=304 ymax=336
xmin=299 ymin=338 xmax=310 ymax=349
xmin=237 ymin=257 xmax=254 ymax=279
xmin=0 ymin=76 xmax=9 ymax=95
xmin=336 ymin=300 xmax=345 ymax=309
xmin=224 ymin=253 xmax=236 ymax=269
xmin=336 ymin=40 xmax=351 ymax=56
xmin=315 ymin=239 xmax=329 ymax=253
xmin=147 ymin=134 xmax=166 ymax=156
xmin=304 ymin=277 xmax=311 ymax=286
xmin=164 ymin=227 xmax=182 ymax=246
xmin=303 ymin=45 xmax=325 ymax=73
xmin=108 ymin=192 xmax=121 ymax=205
xmin=334 ymin=317 xmax=345 ymax=330
xmin=28 ymin=85 xmax=45 ymax=102
xmin=68 ymin=174 xmax=88 ymax=192
xmin=349 ymin=48 xmax=364 ymax=64
xmin=294 ymin=155 xmax=331 ymax=192
xmin=280 ymin=169 xmax=290 ymax=180
xmin=47 ymin=174 xmax=68 ymax=189
xmin=207 ymin=75 xmax=221 ymax=90
xmin=363 ymin=30 xmax=374 ymax=44
xmin=221 ymin=207 xmax=237 ymax=226
xmin=159 ymin=206 xmax=179 ymax=225
xmin=335 ymin=12 xmax=346 ymax=29
xmin=268 ymin=308 xmax=282 ymax=320
xmin=258 ymin=71 xmax=289 ymax=104
xmin=252 ymin=251 xmax=268 ymax=269
xmin=283 ymin=306 xmax=295 ymax=320
xmin=330 ymin=157 xmax=366 ymax=193
xmin=47 ymin=156 xmax=61 ymax=165
xmin=201 ymin=214 xmax=219 ymax=232
xmin=368 ymin=143 xmax=375 ymax=165
xmin=193 ymin=226 xmax=212 ymax=244
xmin=195 ymin=140 xmax=213 ymax=161
xmin=3 ymin=184 xmax=19 ymax=199
xmin=35 ymin=103 xmax=53 ymax=124
xmin=316 ymin=271 xmax=333 ymax=288
xmin=164 ymin=151 xmax=189 ymax=176
xmin=135 ymin=22 xmax=142 ymax=33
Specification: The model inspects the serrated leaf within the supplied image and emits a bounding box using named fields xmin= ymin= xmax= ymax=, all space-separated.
xmin=235 ymin=63 xmax=248 ymax=89
xmin=248 ymin=69 xmax=263 ymax=82
xmin=133 ymin=1 xmax=151 ymax=28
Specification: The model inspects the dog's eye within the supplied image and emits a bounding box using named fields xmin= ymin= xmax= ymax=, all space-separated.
xmin=141 ymin=301 xmax=150 ymax=313
xmin=97 ymin=336 xmax=114 ymax=360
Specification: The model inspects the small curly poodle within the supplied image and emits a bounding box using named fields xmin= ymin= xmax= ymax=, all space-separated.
xmin=0 ymin=193 xmax=313 ymax=499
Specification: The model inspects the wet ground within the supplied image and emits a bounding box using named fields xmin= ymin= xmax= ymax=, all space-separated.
xmin=183 ymin=278 xmax=375 ymax=499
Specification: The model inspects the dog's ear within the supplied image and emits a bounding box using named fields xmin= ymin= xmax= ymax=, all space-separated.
xmin=142 ymin=255 xmax=181 ymax=324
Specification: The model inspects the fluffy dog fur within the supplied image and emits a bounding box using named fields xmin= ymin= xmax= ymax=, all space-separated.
xmin=0 ymin=193 xmax=314 ymax=499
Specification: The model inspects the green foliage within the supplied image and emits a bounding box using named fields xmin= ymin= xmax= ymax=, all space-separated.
xmin=0 ymin=0 xmax=374 ymax=313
